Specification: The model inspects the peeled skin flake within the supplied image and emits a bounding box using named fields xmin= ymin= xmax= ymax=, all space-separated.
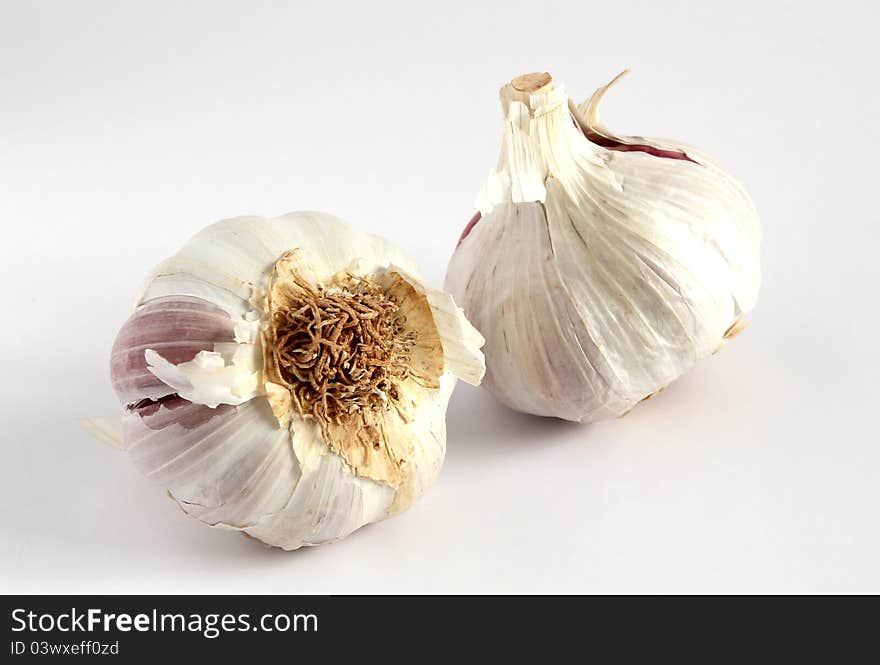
xmin=446 ymin=72 xmax=760 ymax=423
xmin=107 ymin=212 xmax=484 ymax=549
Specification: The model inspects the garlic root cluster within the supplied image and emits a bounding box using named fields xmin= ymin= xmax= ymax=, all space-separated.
xmin=105 ymin=212 xmax=485 ymax=549
xmin=446 ymin=71 xmax=761 ymax=422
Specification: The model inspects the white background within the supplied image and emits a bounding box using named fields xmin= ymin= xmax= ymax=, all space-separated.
xmin=1 ymin=0 xmax=878 ymax=593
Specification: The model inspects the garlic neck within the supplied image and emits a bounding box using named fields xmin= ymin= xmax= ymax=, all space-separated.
xmin=478 ymin=72 xmax=587 ymax=214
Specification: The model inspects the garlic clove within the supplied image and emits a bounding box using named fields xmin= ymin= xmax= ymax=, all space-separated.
xmin=573 ymin=72 xmax=760 ymax=316
xmin=110 ymin=296 xmax=237 ymax=404
xmin=245 ymin=416 xmax=394 ymax=547
xmin=124 ymin=396 xmax=298 ymax=529
xmin=146 ymin=212 xmax=421 ymax=305
xmin=140 ymin=274 xmax=253 ymax=319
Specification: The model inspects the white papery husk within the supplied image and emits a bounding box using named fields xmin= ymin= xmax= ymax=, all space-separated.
xmin=101 ymin=212 xmax=484 ymax=550
xmin=446 ymin=72 xmax=760 ymax=423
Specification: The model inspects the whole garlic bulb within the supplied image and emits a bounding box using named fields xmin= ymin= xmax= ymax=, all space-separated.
xmin=100 ymin=212 xmax=484 ymax=549
xmin=446 ymin=72 xmax=760 ymax=422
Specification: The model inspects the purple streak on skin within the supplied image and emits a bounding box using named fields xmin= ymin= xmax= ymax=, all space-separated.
xmin=587 ymin=133 xmax=697 ymax=163
xmin=457 ymin=211 xmax=482 ymax=247
xmin=572 ymin=114 xmax=697 ymax=163
xmin=128 ymin=394 xmax=234 ymax=430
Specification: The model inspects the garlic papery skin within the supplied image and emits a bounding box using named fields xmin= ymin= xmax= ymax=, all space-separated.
xmin=104 ymin=212 xmax=484 ymax=550
xmin=446 ymin=72 xmax=760 ymax=423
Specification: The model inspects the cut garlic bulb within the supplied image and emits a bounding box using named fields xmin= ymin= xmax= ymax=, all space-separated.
xmin=446 ymin=72 xmax=760 ymax=423
xmin=103 ymin=212 xmax=484 ymax=549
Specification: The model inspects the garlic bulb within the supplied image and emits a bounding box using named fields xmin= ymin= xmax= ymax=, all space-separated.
xmin=99 ymin=212 xmax=484 ymax=549
xmin=446 ymin=72 xmax=760 ymax=422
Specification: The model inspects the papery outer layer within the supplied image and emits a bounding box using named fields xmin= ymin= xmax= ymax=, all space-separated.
xmin=108 ymin=212 xmax=484 ymax=549
xmin=144 ymin=345 xmax=262 ymax=408
xmin=124 ymin=396 xmax=298 ymax=529
xmin=391 ymin=264 xmax=485 ymax=387
xmin=447 ymin=75 xmax=760 ymax=422
xmin=81 ymin=416 xmax=125 ymax=450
